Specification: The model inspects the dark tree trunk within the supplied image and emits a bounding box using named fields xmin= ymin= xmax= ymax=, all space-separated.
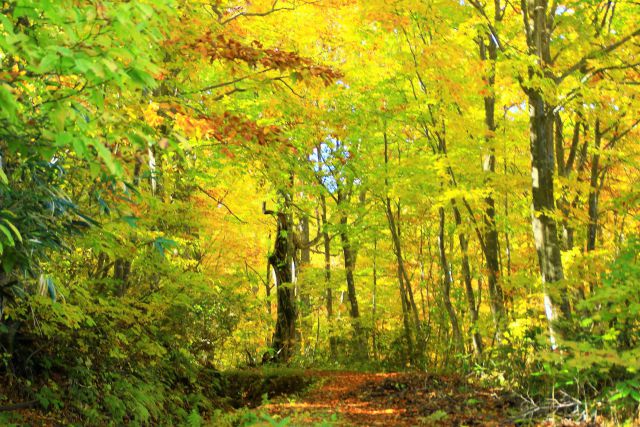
xmin=300 ymin=215 xmax=311 ymax=265
xmin=385 ymin=199 xmax=422 ymax=356
xmin=113 ymin=259 xmax=131 ymax=297
xmin=587 ymin=120 xmax=602 ymax=253
xmin=528 ymin=90 xmax=571 ymax=330
xmin=265 ymin=261 xmax=272 ymax=316
xmin=320 ymin=195 xmax=337 ymax=357
xmin=522 ymin=0 xmax=572 ymax=346
xmin=340 ymin=219 xmax=359 ymax=321
xmin=397 ymin=260 xmax=415 ymax=363
xmin=479 ymin=32 xmax=506 ymax=340
xmin=267 ymin=202 xmax=298 ymax=363
xmin=339 ymin=213 xmax=367 ymax=358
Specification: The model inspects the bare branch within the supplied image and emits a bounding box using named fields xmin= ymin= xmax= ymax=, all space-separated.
xmin=187 ymin=68 xmax=274 ymax=94
xmin=218 ymin=0 xmax=319 ymax=25
xmin=197 ymin=185 xmax=246 ymax=223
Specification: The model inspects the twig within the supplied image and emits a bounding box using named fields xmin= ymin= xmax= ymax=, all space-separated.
xmin=197 ymin=185 xmax=246 ymax=223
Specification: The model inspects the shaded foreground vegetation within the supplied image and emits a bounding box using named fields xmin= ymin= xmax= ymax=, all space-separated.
xmin=1 ymin=0 xmax=640 ymax=425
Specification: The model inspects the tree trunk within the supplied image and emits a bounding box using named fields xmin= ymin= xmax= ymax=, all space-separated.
xmin=557 ymin=118 xmax=582 ymax=251
xmin=452 ymin=202 xmax=483 ymax=356
xmin=587 ymin=120 xmax=602 ymax=253
xmin=383 ymin=131 xmax=422 ymax=357
xmin=372 ymin=238 xmax=379 ymax=360
xmin=296 ymin=213 xmax=312 ymax=347
xmin=523 ymin=0 xmax=571 ymax=346
xmin=267 ymin=200 xmax=298 ymax=363
xmin=385 ymin=200 xmax=422 ymax=355
xmin=479 ymin=29 xmax=506 ymax=343
xmin=397 ymin=260 xmax=415 ymax=363
xmin=418 ymin=228 xmax=428 ymax=321
xmin=265 ymin=261 xmax=272 ymax=316
xmin=438 ymin=207 xmax=463 ymax=352
xmin=320 ymin=195 xmax=337 ymax=357
xmin=300 ymin=215 xmax=311 ymax=265
xmin=396 ymin=203 xmax=422 ymax=343
xmin=113 ymin=258 xmax=131 ymax=297
xmin=528 ymin=89 xmax=570 ymax=341
xmin=339 ymin=214 xmax=367 ymax=358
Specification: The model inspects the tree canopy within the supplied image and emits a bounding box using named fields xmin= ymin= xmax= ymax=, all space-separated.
xmin=1 ymin=0 xmax=640 ymax=425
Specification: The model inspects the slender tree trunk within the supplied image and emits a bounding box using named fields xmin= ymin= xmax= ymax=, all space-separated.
xmin=113 ymin=259 xmax=132 ymax=297
xmin=396 ymin=203 xmax=422 ymax=341
xmin=340 ymin=220 xmax=359 ymax=321
xmin=479 ymin=28 xmax=506 ymax=343
xmin=418 ymin=228 xmax=427 ymax=320
xmin=587 ymin=120 xmax=602 ymax=253
xmin=0 ymin=271 xmax=5 ymax=322
xmin=397 ymin=261 xmax=415 ymax=363
xmin=298 ymin=214 xmax=310 ymax=302
xmin=300 ymin=216 xmax=311 ymax=265
xmin=438 ymin=207 xmax=463 ymax=352
xmin=557 ymin=118 xmax=582 ymax=251
xmin=339 ymin=212 xmax=367 ymax=359
xmin=296 ymin=213 xmax=312 ymax=352
xmin=383 ymin=131 xmax=422 ymax=357
xmin=385 ymin=200 xmax=416 ymax=359
xmin=265 ymin=261 xmax=272 ymax=316
xmin=503 ymin=132 xmax=513 ymax=283
xmin=385 ymin=201 xmax=422 ymax=353
xmin=372 ymin=238 xmax=378 ymax=360
xmin=452 ymin=202 xmax=483 ymax=356
xmin=320 ymin=195 xmax=337 ymax=357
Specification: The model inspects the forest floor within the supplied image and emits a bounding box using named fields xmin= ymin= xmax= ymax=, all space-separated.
xmin=260 ymin=370 xmax=520 ymax=426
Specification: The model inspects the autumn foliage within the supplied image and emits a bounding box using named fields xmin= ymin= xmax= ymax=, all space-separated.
xmin=1 ymin=0 xmax=640 ymax=425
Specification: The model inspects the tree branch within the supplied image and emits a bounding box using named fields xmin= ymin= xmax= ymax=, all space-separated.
xmin=197 ymin=185 xmax=246 ymax=223
xmin=558 ymin=27 xmax=640 ymax=82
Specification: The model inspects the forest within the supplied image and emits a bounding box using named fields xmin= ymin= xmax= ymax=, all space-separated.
xmin=0 ymin=0 xmax=639 ymax=425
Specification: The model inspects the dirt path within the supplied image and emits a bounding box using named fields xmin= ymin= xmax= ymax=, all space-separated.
xmin=263 ymin=371 xmax=516 ymax=426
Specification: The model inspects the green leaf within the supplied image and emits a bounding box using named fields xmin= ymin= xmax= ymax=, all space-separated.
xmin=92 ymin=142 xmax=120 ymax=175
xmin=3 ymin=219 xmax=22 ymax=243
xmin=2 ymin=253 xmax=16 ymax=274
xmin=0 ymin=224 xmax=15 ymax=246
xmin=37 ymin=52 xmax=59 ymax=73
xmin=127 ymin=68 xmax=156 ymax=87
xmin=0 ymin=84 xmax=17 ymax=122
xmin=121 ymin=216 xmax=139 ymax=228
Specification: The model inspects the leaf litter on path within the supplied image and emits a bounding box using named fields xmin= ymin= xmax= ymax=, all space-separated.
xmin=262 ymin=371 xmax=516 ymax=426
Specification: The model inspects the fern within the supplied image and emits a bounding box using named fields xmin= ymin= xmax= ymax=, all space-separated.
xmin=185 ymin=409 xmax=202 ymax=427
